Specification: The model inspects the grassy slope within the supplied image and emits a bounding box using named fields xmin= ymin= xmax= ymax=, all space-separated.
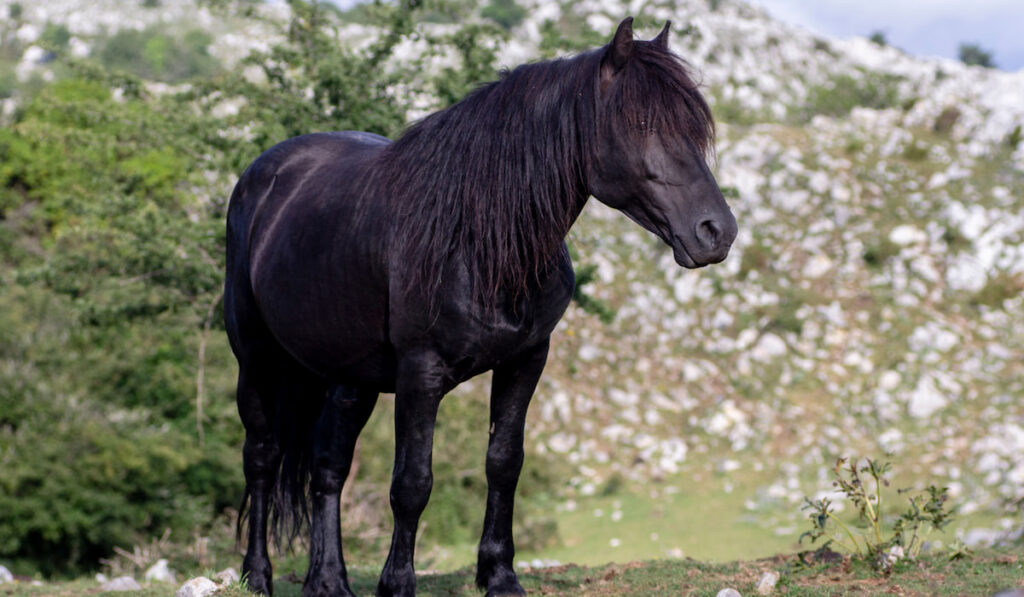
xmin=2 ymin=551 xmax=1021 ymax=596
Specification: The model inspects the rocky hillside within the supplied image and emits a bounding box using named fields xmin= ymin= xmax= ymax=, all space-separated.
xmin=500 ymin=0 xmax=1022 ymax=546
xmin=5 ymin=0 xmax=1023 ymax=557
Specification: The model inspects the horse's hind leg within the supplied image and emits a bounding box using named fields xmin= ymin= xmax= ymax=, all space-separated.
xmin=237 ymin=353 xmax=327 ymax=595
xmin=236 ymin=366 xmax=282 ymax=596
xmin=476 ymin=341 xmax=549 ymax=597
xmin=304 ymin=385 xmax=378 ymax=597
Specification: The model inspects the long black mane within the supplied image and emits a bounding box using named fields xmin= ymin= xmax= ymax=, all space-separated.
xmin=372 ymin=40 xmax=714 ymax=307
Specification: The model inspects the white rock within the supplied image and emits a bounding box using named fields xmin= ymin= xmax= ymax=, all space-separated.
xmin=882 ymin=544 xmax=906 ymax=571
xmin=99 ymin=576 xmax=142 ymax=592
xmin=175 ymin=576 xmax=219 ymax=597
xmin=716 ymin=589 xmax=742 ymax=597
xmin=755 ymin=570 xmax=779 ymax=595
xmin=803 ymin=254 xmax=832 ymax=278
xmin=144 ymin=558 xmax=176 ymax=583
xmin=752 ymin=333 xmax=787 ymax=361
xmin=907 ymin=374 xmax=948 ymax=419
xmin=890 ymin=225 xmax=927 ymax=245
xmin=0 ymin=565 xmax=12 ymax=583
xmin=214 ymin=567 xmax=240 ymax=585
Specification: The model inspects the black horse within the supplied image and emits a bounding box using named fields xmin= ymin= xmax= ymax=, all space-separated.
xmin=225 ymin=17 xmax=736 ymax=597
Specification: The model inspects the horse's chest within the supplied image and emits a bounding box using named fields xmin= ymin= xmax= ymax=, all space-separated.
xmin=432 ymin=287 xmax=572 ymax=383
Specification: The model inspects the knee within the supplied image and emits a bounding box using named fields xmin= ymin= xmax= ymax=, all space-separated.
xmin=243 ymin=438 xmax=280 ymax=478
xmin=310 ymin=460 xmax=349 ymax=494
xmin=486 ymin=442 xmax=524 ymax=483
xmin=390 ymin=469 xmax=432 ymax=516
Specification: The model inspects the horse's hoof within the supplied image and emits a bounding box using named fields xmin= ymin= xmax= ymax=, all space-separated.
xmin=242 ymin=560 xmax=274 ymax=596
xmin=376 ymin=568 xmax=416 ymax=597
xmin=245 ymin=576 xmax=273 ymax=596
xmin=479 ymin=566 xmax=525 ymax=596
xmin=485 ymin=581 xmax=526 ymax=597
xmin=303 ymin=579 xmax=356 ymax=597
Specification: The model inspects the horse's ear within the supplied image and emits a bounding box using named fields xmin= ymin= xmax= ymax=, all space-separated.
xmin=605 ymin=17 xmax=635 ymax=74
xmin=653 ymin=21 xmax=671 ymax=49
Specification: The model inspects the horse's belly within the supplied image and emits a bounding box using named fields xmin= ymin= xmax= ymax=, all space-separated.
xmin=249 ymin=244 xmax=392 ymax=382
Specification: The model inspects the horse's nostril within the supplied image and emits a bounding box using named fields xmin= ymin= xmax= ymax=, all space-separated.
xmin=696 ymin=218 xmax=721 ymax=249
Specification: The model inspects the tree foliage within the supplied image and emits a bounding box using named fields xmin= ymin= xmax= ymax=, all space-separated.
xmin=958 ymin=42 xmax=996 ymax=68
xmin=0 ymin=77 xmax=239 ymax=575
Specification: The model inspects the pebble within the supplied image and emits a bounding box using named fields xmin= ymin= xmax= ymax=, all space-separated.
xmin=99 ymin=576 xmax=142 ymax=592
xmin=175 ymin=576 xmax=219 ymax=597
xmin=755 ymin=570 xmax=779 ymax=595
xmin=214 ymin=567 xmax=240 ymax=585
xmin=144 ymin=558 xmax=176 ymax=583
xmin=716 ymin=589 xmax=742 ymax=597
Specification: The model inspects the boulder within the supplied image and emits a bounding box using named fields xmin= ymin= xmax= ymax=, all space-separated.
xmin=99 ymin=576 xmax=142 ymax=592
xmin=174 ymin=576 xmax=219 ymax=597
xmin=144 ymin=558 xmax=176 ymax=583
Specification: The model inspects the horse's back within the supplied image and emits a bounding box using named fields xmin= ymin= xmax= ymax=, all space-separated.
xmin=225 ymin=131 xmax=396 ymax=384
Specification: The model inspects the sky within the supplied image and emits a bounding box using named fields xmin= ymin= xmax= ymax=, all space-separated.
xmin=751 ymin=0 xmax=1024 ymax=71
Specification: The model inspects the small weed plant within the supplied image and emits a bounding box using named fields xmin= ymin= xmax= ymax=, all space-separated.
xmin=799 ymin=457 xmax=956 ymax=572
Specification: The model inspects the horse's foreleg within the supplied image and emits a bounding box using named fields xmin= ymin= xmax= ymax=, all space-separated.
xmin=238 ymin=371 xmax=281 ymax=596
xmin=476 ymin=341 xmax=549 ymax=596
xmin=377 ymin=352 xmax=446 ymax=597
xmin=304 ymin=387 xmax=378 ymax=597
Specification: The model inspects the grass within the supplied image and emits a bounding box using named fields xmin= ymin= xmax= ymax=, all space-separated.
xmin=518 ymin=478 xmax=799 ymax=566
xmin=2 ymin=550 xmax=1020 ymax=596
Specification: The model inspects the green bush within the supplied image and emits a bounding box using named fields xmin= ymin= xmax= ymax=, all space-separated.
xmin=98 ymin=27 xmax=220 ymax=82
xmin=799 ymin=458 xmax=956 ymax=572
xmin=0 ymin=76 xmax=239 ymax=575
xmin=958 ymin=43 xmax=995 ymax=68
xmin=39 ymin=22 xmax=71 ymax=52
xmin=793 ymin=71 xmax=903 ymax=123
xmin=481 ymin=0 xmax=526 ymax=30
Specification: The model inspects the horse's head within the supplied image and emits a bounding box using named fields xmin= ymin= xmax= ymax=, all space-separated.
xmin=588 ymin=18 xmax=737 ymax=268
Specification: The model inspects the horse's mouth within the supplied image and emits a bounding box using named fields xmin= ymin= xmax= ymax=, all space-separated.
xmin=671 ymin=235 xmax=702 ymax=269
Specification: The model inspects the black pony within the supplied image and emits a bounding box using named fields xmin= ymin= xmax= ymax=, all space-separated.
xmin=225 ymin=17 xmax=736 ymax=597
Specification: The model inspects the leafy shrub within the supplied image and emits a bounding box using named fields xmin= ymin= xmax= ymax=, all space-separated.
xmin=1007 ymin=124 xmax=1022 ymax=150
xmin=537 ymin=19 xmax=606 ymax=58
xmin=862 ymin=236 xmax=900 ymax=269
xmin=958 ymin=43 xmax=995 ymax=68
xmin=933 ymin=106 xmax=961 ymax=135
xmin=902 ymin=140 xmax=929 ymax=161
xmin=98 ymin=27 xmax=220 ymax=82
xmin=0 ymin=76 xmax=239 ymax=575
xmin=39 ymin=22 xmax=71 ymax=52
xmin=793 ymin=71 xmax=902 ymax=123
xmin=0 ymin=60 xmax=15 ymax=98
xmin=972 ymin=272 xmax=1024 ymax=308
xmin=481 ymin=0 xmax=526 ymax=30
xmin=799 ymin=458 xmax=956 ymax=573
xmin=868 ymin=31 xmax=887 ymax=46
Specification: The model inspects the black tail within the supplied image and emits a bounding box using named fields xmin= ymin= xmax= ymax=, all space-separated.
xmin=235 ymin=385 xmax=326 ymax=551
xmin=271 ymin=385 xmax=326 ymax=549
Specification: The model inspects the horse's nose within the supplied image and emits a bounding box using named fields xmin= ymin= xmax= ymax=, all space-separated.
xmin=694 ymin=213 xmax=737 ymax=262
xmin=695 ymin=217 xmax=722 ymax=251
